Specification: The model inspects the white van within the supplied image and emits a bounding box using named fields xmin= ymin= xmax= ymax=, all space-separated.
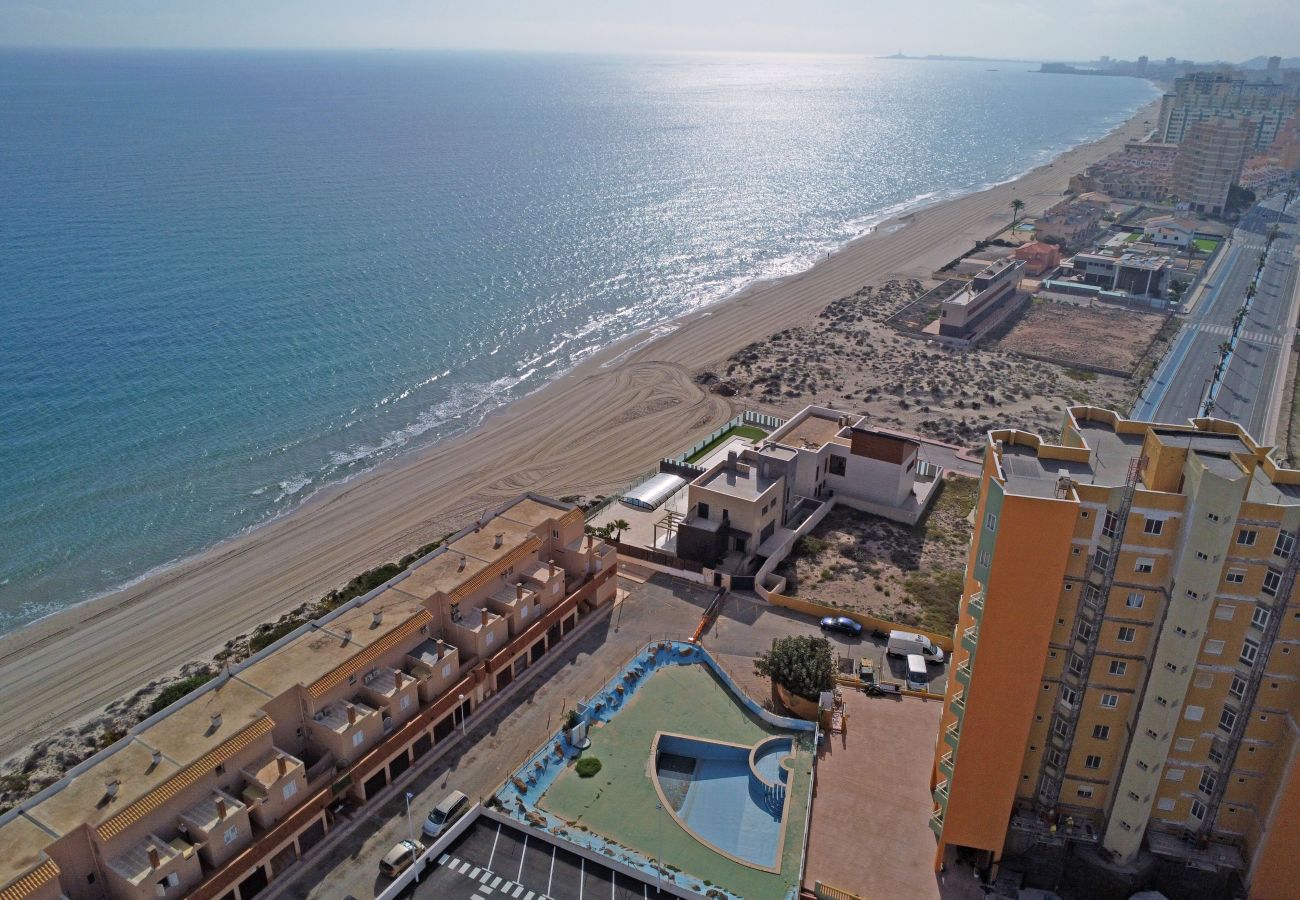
xmin=887 ymin=629 xmax=945 ymax=664
xmin=905 ymin=654 xmax=928 ymax=690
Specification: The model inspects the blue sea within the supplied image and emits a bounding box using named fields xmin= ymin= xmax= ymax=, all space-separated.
xmin=0 ymin=50 xmax=1157 ymax=631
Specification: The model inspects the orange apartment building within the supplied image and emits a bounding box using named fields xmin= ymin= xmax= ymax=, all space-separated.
xmin=0 ymin=493 xmax=616 ymax=900
xmin=931 ymin=408 xmax=1300 ymax=899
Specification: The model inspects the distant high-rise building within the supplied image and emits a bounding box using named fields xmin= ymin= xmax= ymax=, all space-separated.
xmin=1267 ymin=56 xmax=1283 ymax=83
xmin=1166 ymin=56 xmax=1177 ymax=68
xmin=930 ymin=409 xmax=1300 ymax=898
xmin=1173 ymin=116 xmax=1251 ymax=217
xmin=1100 ymin=55 xmax=1111 ymax=66
xmin=1157 ymin=71 xmax=1300 ymax=150
xmin=1137 ymin=56 xmax=1149 ymax=76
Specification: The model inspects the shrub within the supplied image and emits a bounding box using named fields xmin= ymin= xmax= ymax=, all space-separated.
xmin=564 ymin=709 xmax=581 ymax=731
xmin=249 ymin=618 xmax=307 ymax=653
xmin=576 ymin=757 xmax=602 ymax=778
xmin=753 ymin=635 xmax=835 ymax=701
xmin=149 ymin=671 xmax=215 ymax=715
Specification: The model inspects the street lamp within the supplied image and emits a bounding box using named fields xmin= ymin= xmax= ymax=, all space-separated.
xmin=655 ymin=801 xmax=664 ymax=893
xmin=458 ymin=693 xmax=467 ymax=735
xmin=405 ymin=791 xmax=415 ymax=843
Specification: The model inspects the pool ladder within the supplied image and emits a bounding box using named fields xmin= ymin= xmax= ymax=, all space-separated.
xmin=763 ymin=782 xmax=785 ymax=813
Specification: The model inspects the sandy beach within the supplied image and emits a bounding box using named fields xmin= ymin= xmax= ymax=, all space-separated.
xmin=0 ymin=99 xmax=1159 ymax=770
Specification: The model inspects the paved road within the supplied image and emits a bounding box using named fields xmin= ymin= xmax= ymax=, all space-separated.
xmin=1133 ymin=193 xmax=1300 ymax=438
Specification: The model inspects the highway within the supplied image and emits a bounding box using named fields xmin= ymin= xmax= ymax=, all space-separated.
xmin=1132 ymin=192 xmax=1300 ymax=440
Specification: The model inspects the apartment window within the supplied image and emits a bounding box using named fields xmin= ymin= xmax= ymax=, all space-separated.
xmin=1252 ymin=606 xmax=1271 ymax=629
xmin=1199 ymin=770 xmax=1218 ymax=794
xmin=442 ymin=662 xmax=452 ymax=678
xmin=1109 ymin=660 xmax=1128 ymax=676
xmin=697 ymin=502 xmax=710 ymax=519
xmin=1205 ymin=639 xmax=1226 ymax=656
xmin=282 ymin=780 xmax=298 ymax=801
xmin=1085 ymin=754 xmax=1102 ymax=770
xmin=1275 ymin=529 xmax=1296 ymax=560
xmin=1126 ymin=592 xmax=1145 ymax=609
xmin=1144 ymin=517 xmax=1165 ymax=535
xmin=351 ymin=731 xmax=364 ymax=748
xmin=1196 ymin=551 xmax=1209 ymax=561
xmin=1215 ymin=604 xmax=1236 ymax=620
xmin=977 ymin=549 xmax=992 ymax=568
xmin=1077 ymin=786 xmax=1094 ymax=799
xmin=829 ymin=455 xmax=846 ymax=477
xmin=1190 ymin=799 xmax=1208 ymax=820
xmin=721 ymin=508 xmax=729 ymax=521
xmin=1101 ymin=693 xmax=1119 ymax=708
xmin=1174 ymin=738 xmax=1195 ymax=753
xmin=1146 ymin=728 xmax=1160 ymax=739
xmin=1167 ymin=768 xmax=1184 ymax=781
xmin=1164 ymin=662 xmax=1180 ymax=673
xmin=1262 ymin=569 xmax=1282 ymax=597
xmin=1084 ymin=584 xmax=1103 ymax=606
xmin=1229 ymin=675 xmax=1247 ymax=701
xmin=1102 ymin=511 xmax=1121 ymax=539
xmin=1219 ymin=707 xmax=1238 ymax=733
xmin=1062 ymin=686 xmax=1079 ymax=707
xmin=1135 ymin=558 xmax=1154 ymax=574
xmin=1119 ymin=821 xmax=1133 ymax=832
xmin=1054 ymin=718 xmax=1071 ymax=738
xmin=1046 ymin=748 xmax=1064 ymax=768
xmin=1207 ymin=512 xmax=1221 ymax=523
xmin=552 ymin=529 xmax=558 ymax=539
xmin=399 ymin=695 xmax=411 ymax=711
xmin=156 ymin=873 xmax=180 ymax=896
xmin=1093 ymin=725 xmax=1111 ymax=740
xmin=1094 ymin=548 xmax=1112 ymax=572
xmin=1077 ymin=622 xmax=1094 ymax=642
xmin=485 ymin=632 xmax=495 ymax=647
xmin=1127 ymin=790 xmax=1140 ymax=802
xmin=1158 ymin=798 xmax=1176 ymax=812
xmin=1175 ymin=626 xmax=1190 ymax=638
xmin=1118 ymin=626 xmax=1137 ymax=643
xmin=1068 ymin=654 xmax=1086 ymax=676
xmin=1185 ymin=705 xmax=1204 ymax=722
xmin=1238 ymin=529 xmax=1258 ymax=546
xmin=520 ymin=604 xmax=529 ymax=620
xmin=1137 ymin=759 xmax=1150 ymax=771
xmin=1208 ymin=745 xmax=1225 ymax=765
xmin=1194 ymin=671 xmax=1213 ymax=688
xmin=1081 ymin=510 xmax=1090 ymax=519
xmin=1226 ymin=569 xmax=1246 ymax=585
xmin=1240 ymin=638 xmax=1259 ymax=666
xmin=224 ymin=824 xmax=240 ymax=845
xmin=1186 ymin=589 xmax=1200 ymax=601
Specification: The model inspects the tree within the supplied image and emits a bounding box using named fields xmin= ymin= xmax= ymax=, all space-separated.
xmin=609 ymin=519 xmax=630 ymax=543
xmin=753 ymin=635 xmax=835 ymax=701
xmin=1010 ymin=198 xmax=1026 ymax=229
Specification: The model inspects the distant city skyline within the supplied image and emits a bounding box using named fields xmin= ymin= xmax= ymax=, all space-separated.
xmin=2 ymin=0 xmax=1296 ymax=62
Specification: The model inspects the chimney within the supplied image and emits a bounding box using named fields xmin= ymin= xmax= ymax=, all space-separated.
xmin=343 ymin=627 xmax=353 ymax=643
xmin=458 ymin=555 xmax=467 ymax=572
xmin=347 ymin=705 xmax=357 ymax=725
xmin=395 ymin=670 xmax=405 ymax=689
xmin=585 ymin=534 xmax=593 ymax=550
xmin=148 ymin=845 xmax=162 ymax=869
xmin=727 ymin=450 xmax=738 ymax=467
xmin=437 ymin=638 xmax=448 ymax=656
xmin=480 ymin=607 xmax=490 ymax=627
xmin=276 ymin=755 xmax=288 ymax=776
xmin=549 ymin=559 xmax=557 ymax=577
xmin=515 ymin=583 xmax=524 ymax=600
xmin=216 ymin=797 xmax=227 ymax=820
xmin=105 ymin=779 xmax=121 ymax=799
xmin=209 ymin=712 xmax=222 ymax=731
xmin=151 ymin=748 xmax=163 ymax=767
xmin=371 ymin=609 xmax=383 ymax=627
xmin=494 ymin=532 xmax=504 ymax=549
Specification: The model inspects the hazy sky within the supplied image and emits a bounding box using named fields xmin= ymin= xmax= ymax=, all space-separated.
xmin=3 ymin=0 xmax=1296 ymax=62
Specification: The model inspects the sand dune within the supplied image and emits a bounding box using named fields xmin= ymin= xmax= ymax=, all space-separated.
xmin=0 ymin=101 xmax=1159 ymax=764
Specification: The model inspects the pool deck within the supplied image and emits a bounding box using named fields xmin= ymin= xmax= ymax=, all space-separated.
xmin=537 ymin=662 xmax=813 ymax=899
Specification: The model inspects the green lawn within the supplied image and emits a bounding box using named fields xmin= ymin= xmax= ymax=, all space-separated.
xmin=538 ymin=664 xmax=813 ymax=899
xmin=1193 ymin=237 xmax=1219 ymax=254
xmin=685 ymin=424 xmax=770 ymax=463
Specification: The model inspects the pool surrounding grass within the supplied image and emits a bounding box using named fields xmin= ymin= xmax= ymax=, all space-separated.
xmin=499 ymin=645 xmax=814 ymax=899
xmin=1193 ymin=237 xmax=1220 ymax=254
xmin=685 ymin=424 xmax=769 ymax=463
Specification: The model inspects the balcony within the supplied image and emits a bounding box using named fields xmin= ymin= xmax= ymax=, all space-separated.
xmin=950 ymin=691 xmax=966 ymax=724
xmin=944 ymin=722 xmax=961 ymax=752
xmin=961 ymin=624 xmax=979 ymax=653
xmin=929 ymin=808 xmax=945 ymax=838
xmin=933 ymin=779 xmax=950 ymax=811
xmin=955 ymin=660 xmax=972 ymax=686
xmin=939 ymin=751 xmax=955 ymax=778
xmin=966 ymin=591 xmax=985 ymax=620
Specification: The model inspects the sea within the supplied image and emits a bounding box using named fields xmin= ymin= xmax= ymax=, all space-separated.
xmin=0 ymin=49 xmax=1158 ymax=632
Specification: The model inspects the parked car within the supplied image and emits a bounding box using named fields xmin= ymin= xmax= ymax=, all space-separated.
xmin=422 ymin=789 xmax=469 ymax=839
xmin=819 ymin=615 xmax=863 ymax=637
xmin=886 ymin=629 xmax=944 ymax=663
xmin=379 ymin=839 xmax=424 ymax=878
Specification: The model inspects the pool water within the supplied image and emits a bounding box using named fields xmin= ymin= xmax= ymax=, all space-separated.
xmin=654 ymin=734 xmax=793 ymax=868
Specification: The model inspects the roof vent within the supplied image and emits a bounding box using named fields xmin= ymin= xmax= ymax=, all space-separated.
xmin=276 ymin=755 xmax=288 ymax=776
xmin=480 ymin=607 xmax=491 ymax=627
xmin=147 ymin=845 xmax=161 ymax=869
xmin=209 ymin=712 xmax=222 ymax=731
xmin=105 ymin=778 xmax=121 ymax=800
xmin=371 ymin=610 xmax=383 ymax=628
xmin=494 ymin=532 xmax=504 ymax=549
xmin=343 ymin=627 xmax=353 ymax=643
xmin=458 ymin=555 xmax=467 ymax=572
xmin=215 ymin=797 xmax=227 ymax=820
xmin=151 ymin=748 xmax=163 ymax=767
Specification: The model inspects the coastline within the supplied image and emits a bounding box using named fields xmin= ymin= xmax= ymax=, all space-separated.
xmin=0 ymin=98 xmax=1160 ymax=763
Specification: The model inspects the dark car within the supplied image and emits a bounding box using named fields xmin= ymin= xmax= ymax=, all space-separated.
xmin=819 ymin=615 xmax=863 ymax=637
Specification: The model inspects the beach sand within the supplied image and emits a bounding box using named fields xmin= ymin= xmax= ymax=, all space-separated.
xmin=0 ymin=100 xmax=1160 ymax=768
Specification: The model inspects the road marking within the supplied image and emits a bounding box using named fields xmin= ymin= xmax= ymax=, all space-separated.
xmin=513 ymin=886 xmax=525 ymax=898
xmin=489 ymin=821 xmax=502 ymax=871
xmin=473 ymin=896 xmax=486 ymax=900
xmin=525 ymin=892 xmax=535 ymax=900
xmin=481 ymin=870 xmax=495 ymax=883
xmin=579 ymin=856 xmax=585 ymax=900
xmin=501 ymin=882 xmax=514 ymax=893
xmin=458 ymin=861 xmax=472 ymax=874
xmin=517 ymin=834 xmax=528 ymax=883
xmin=492 ymin=876 xmax=503 ymax=889
xmin=470 ymin=867 xmax=481 ymax=879
xmin=439 ymin=853 xmax=450 ymax=864
xmin=547 ymin=844 xmax=556 ymax=897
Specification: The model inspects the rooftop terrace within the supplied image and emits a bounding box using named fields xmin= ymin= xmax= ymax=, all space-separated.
xmin=768 ymin=408 xmax=854 ymax=451
xmin=697 ymin=459 xmax=781 ymax=501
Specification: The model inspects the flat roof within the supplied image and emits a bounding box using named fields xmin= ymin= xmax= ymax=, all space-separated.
xmin=496 ymin=496 xmax=570 ymax=529
xmin=400 ymin=550 xmax=490 ymax=600
xmin=771 ymin=413 xmax=846 ymax=451
xmin=449 ymin=518 xmax=535 ymax=564
xmin=0 ymin=815 xmax=55 ymax=887
xmin=697 ymin=462 xmax=779 ymax=501
xmin=136 ymin=678 xmax=269 ymax=768
xmin=28 ymin=740 xmax=180 ymax=836
xmin=239 ymin=618 xmax=404 ymax=697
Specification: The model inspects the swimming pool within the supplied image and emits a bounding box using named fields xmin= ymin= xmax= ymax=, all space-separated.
xmin=653 ymin=733 xmax=794 ymax=869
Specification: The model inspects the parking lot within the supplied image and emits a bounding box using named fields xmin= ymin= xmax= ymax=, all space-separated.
xmin=411 ymin=819 xmax=663 ymax=900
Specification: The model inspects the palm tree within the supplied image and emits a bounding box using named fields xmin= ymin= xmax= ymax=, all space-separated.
xmin=1010 ymin=198 xmax=1026 ymax=229
xmin=609 ymin=519 xmax=630 ymax=543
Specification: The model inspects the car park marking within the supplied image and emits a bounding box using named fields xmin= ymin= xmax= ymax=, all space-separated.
xmin=517 ymin=834 xmax=528 ymax=882
xmin=489 ymin=821 xmax=502 ymax=870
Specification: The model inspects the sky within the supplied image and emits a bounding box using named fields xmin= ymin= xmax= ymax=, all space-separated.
xmin=2 ymin=0 xmax=1297 ymax=63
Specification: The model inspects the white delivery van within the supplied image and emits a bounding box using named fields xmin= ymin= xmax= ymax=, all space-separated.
xmin=905 ymin=654 xmax=928 ymax=690
xmin=887 ymin=629 xmax=945 ymax=664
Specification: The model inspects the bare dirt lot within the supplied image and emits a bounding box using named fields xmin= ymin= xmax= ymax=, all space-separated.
xmin=697 ymin=281 xmax=1139 ymax=450
xmin=994 ymin=298 xmax=1169 ymax=375
xmin=774 ymin=475 xmax=978 ymax=633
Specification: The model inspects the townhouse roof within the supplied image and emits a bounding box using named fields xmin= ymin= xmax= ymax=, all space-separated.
xmin=26 ymin=740 xmax=182 ymax=837
xmin=495 ymin=495 xmax=579 ymax=529
xmin=135 ymin=677 xmax=268 ymax=769
xmin=769 ymin=408 xmax=853 ymax=451
xmin=0 ymin=816 xmax=56 ymax=895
